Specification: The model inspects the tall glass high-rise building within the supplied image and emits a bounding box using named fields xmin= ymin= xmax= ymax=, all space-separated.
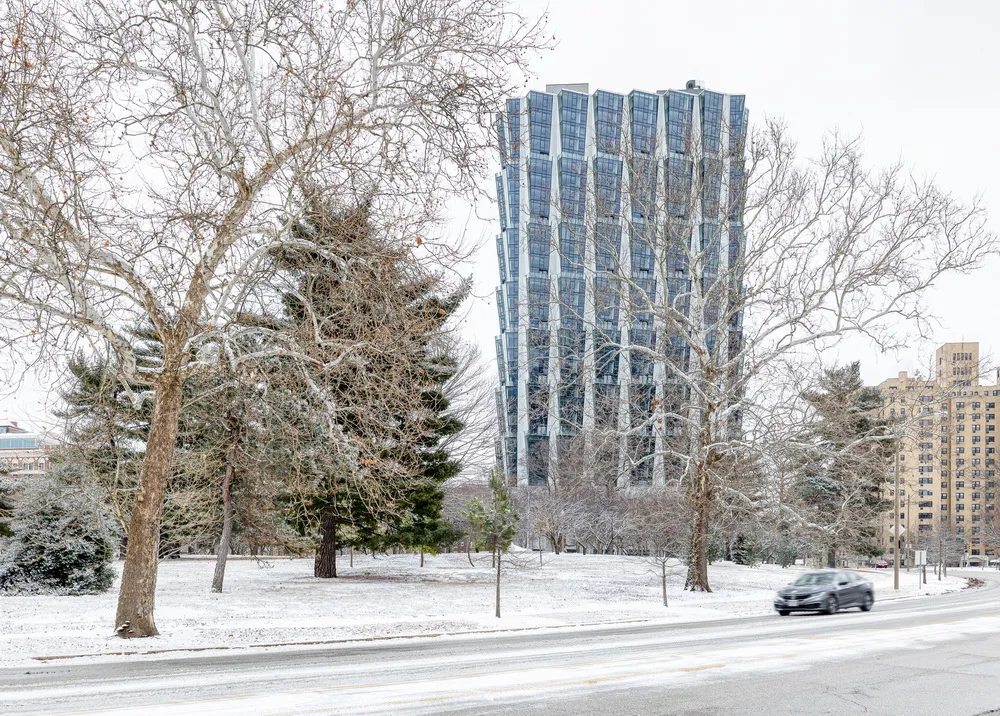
xmin=494 ymin=81 xmax=748 ymax=488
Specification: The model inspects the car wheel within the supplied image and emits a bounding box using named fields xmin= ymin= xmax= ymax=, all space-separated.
xmin=860 ymin=592 xmax=873 ymax=612
xmin=825 ymin=595 xmax=839 ymax=615
xmin=777 ymin=610 xmax=790 ymax=616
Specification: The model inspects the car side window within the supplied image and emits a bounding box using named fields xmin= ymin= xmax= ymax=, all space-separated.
xmin=837 ymin=572 xmax=850 ymax=585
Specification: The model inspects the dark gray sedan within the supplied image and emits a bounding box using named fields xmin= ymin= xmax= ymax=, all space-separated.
xmin=773 ymin=570 xmax=874 ymax=615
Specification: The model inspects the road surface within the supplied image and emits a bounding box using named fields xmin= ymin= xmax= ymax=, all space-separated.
xmin=2 ymin=572 xmax=999 ymax=715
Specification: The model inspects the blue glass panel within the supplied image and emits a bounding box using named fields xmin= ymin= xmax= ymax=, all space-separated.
xmin=528 ymin=222 xmax=550 ymax=274
xmin=594 ymin=330 xmax=621 ymax=383
xmin=505 ymin=332 xmax=518 ymax=383
xmin=559 ymin=382 xmax=584 ymax=429
xmin=495 ymin=338 xmax=505 ymax=384
xmin=505 ymin=384 xmax=518 ymax=429
xmin=528 ymin=329 xmax=550 ymax=386
xmin=666 ymin=156 xmax=693 ymax=217
xmin=506 ymin=98 xmax=521 ymax=161
xmin=700 ymin=222 xmax=720 ymax=292
xmin=526 ymin=435 xmax=548 ymax=483
xmin=595 ymin=221 xmax=622 ymax=272
xmin=728 ymin=160 xmax=744 ymax=219
xmin=630 ymin=91 xmax=658 ymax=154
xmin=728 ymin=220 xmax=743 ymax=269
xmin=0 ymin=437 xmax=39 ymax=449
xmin=630 ymin=235 xmax=654 ymax=275
xmin=505 ymin=436 xmax=517 ymax=476
xmin=594 ymin=275 xmax=621 ymax=328
xmin=506 ymin=164 xmax=520 ymax=228
xmin=594 ymin=156 xmax=622 ymax=217
xmin=528 ymin=91 xmax=553 ymax=155
xmin=558 ymin=157 xmax=587 ymax=220
xmin=559 ymin=91 xmax=588 ymax=155
xmin=505 ymin=280 xmax=519 ymax=329
xmin=528 ymin=158 xmax=552 ymax=219
xmin=528 ymin=275 xmax=549 ymax=328
xmin=495 ymin=111 xmax=508 ymax=163
xmin=595 ymin=90 xmax=624 ymax=154
xmin=558 ymin=222 xmax=584 ymax=274
xmin=506 ymin=227 xmax=519 ymax=278
xmin=701 ymin=91 xmax=723 ymax=153
xmin=729 ymin=95 xmax=746 ymax=155
xmin=495 ymin=174 xmax=507 ymax=229
xmin=667 ymin=91 xmax=694 ymax=153
xmin=496 ymin=288 xmax=506 ymax=331
xmin=495 ymin=234 xmax=506 ymax=283
xmin=630 ymin=156 xmax=657 ymax=220
xmin=701 ymin=158 xmax=722 ymax=217
xmin=558 ymin=276 xmax=585 ymax=330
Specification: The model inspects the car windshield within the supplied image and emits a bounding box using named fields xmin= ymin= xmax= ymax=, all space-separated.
xmin=792 ymin=573 xmax=835 ymax=586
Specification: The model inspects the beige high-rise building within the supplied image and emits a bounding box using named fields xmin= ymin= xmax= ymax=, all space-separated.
xmin=877 ymin=342 xmax=998 ymax=566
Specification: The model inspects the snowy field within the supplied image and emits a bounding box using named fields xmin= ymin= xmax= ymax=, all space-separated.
xmin=0 ymin=551 xmax=967 ymax=667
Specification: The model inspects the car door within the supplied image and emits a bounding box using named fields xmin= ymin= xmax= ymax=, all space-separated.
xmin=836 ymin=572 xmax=856 ymax=606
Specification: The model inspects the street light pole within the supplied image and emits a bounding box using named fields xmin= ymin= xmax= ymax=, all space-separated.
xmin=894 ymin=457 xmax=900 ymax=590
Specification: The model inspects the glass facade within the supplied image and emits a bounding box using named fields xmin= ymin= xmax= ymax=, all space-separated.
xmin=528 ymin=91 xmax=553 ymax=155
xmin=494 ymin=83 xmax=747 ymax=486
xmin=559 ymin=92 xmax=588 ymax=155
xmin=595 ymin=90 xmax=624 ymax=154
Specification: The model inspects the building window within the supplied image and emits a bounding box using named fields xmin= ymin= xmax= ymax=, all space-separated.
xmin=667 ymin=90 xmax=694 ymax=153
xmin=630 ymin=91 xmax=658 ymax=155
xmin=527 ymin=91 xmax=553 ymax=155
xmin=558 ymin=91 xmax=588 ymax=156
xmin=595 ymin=90 xmax=624 ymax=154
xmin=701 ymin=91 xmax=723 ymax=153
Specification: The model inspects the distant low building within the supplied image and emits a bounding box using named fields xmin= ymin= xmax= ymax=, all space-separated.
xmin=0 ymin=420 xmax=56 ymax=477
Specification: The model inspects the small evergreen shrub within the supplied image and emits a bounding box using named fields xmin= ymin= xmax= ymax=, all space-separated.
xmin=0 ymin=475 xmax=118 ymax=595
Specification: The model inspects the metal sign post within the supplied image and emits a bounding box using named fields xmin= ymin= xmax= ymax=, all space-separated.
xmin=915 ymin=550 xmax=927 ymax=592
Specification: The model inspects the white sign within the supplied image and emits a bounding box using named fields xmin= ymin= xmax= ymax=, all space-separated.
xmin=915 ymin=550 xmax=927 ymax=566
xmin=888 ymin=525 xmax=906 ymax=536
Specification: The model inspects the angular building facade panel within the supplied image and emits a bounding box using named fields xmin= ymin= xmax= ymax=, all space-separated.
xmin=494 ymin=81 xmax=748 ymax=488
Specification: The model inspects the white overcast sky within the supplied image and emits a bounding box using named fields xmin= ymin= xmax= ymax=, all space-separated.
xmin=456 ymin=0 xmax=1000 ymax=394
xmin=5 ymin=0 xmax=1000 ymax=429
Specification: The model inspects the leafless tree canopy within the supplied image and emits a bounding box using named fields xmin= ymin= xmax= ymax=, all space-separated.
xmin=534 ymin=115 xmax=996 ymax=591
xmin=0 ymin=0 xmax=549 ymax=636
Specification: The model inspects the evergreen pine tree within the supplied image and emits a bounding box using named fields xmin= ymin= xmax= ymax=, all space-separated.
xmin=276 ymin=199 xmax=469 ymax=577
xmin=798 ymin=362 xmax=894 ymax=565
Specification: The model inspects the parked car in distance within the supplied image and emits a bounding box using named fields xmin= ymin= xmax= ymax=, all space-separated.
xmin=874 ymin=560 xmax=890 ymax=568
xmin=774 ymin=570 xmax=874 ymax=616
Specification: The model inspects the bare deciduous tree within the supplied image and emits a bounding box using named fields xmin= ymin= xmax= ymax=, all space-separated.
xmin=550 ymin=120 xmax=995 ymax=591
xmin=0 ymin=0 xmax=549 ymax=636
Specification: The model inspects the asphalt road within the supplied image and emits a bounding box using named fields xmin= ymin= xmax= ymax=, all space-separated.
xmin=2 ymin=571 xmax=1000 ymax=715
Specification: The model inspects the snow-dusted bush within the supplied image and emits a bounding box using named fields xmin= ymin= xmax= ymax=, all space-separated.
xmin=0 ymin=473 xmax=118 ymax=595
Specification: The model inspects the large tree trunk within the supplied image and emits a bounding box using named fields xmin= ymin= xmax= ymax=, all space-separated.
xmin=466 ymin=534 xmax=474 ymax=566
xmin=211 ymin=427 xmax=238 ymax=594
xmin=826 ymin=545 xmax=837 ymax=569
xmin=685 ymin=468 xmax=713 ymax=592
xmin=662 ymin=563 xmax=669 ymax=607
xmin=314 ymin=510 xmax=338 ymax=578
xmin=115 ymin=372 xmax=184 ymax=638
xmin=494 ymin=547 xmax=501 ymax=618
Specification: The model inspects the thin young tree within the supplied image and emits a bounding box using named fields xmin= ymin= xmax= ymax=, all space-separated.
xmin=465 ymin=470 xmax=519 ymax=617
xmin=0 ymin=0 xmax=548 ymax=636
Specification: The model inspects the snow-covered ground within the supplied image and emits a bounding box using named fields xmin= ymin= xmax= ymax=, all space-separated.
xmin=0 ymin=552 xmax=967 ymax=666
